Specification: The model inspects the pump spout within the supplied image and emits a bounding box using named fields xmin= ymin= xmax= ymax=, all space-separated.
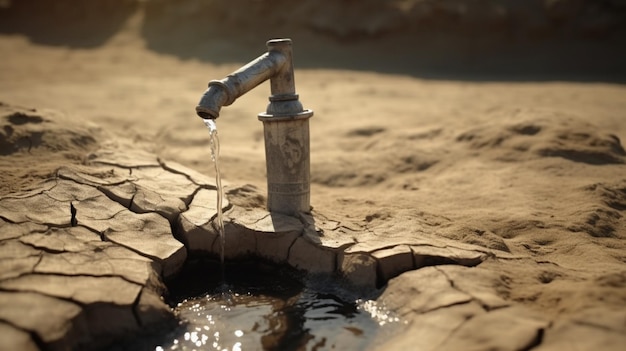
xmin=195 ymin=38 xmax=314 ymax=215
xmin=196 ymin=40 xmax=290 ymax=119
xmin=196 ymin=83 xmax=229 ymax=119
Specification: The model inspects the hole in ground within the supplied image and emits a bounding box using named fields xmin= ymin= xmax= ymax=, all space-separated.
xmin=115 ymin=258 xmax=402 ymax=351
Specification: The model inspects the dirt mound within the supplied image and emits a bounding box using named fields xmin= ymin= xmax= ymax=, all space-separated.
xmin=456 ymin=114 xmax=626 ymax=164
xmin=0 ymin=103 xmax=99 ymax=155
xmin=0 ymin=103 xmax=103 ymax=195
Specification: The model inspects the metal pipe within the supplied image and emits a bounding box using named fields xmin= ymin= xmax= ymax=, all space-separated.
xmin=196 ymin=39 xmax=313 ymax=215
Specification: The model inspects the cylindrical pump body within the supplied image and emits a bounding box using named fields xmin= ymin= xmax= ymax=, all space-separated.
xmin=261 ymin=116 xmax=311 ymax=215
xmin=258 ymin=38 xmax=313 ymax=215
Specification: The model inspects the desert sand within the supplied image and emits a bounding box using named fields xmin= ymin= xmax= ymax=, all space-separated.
xmin=1 ymin=1 xmax=625 ymax=350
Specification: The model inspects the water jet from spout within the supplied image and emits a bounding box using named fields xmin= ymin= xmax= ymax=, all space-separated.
xmin=203 ymin=119 xmax=225 ymax=281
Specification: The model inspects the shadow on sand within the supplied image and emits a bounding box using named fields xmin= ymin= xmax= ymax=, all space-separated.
xmin=1 ymin=0 xmax=625 ymax=83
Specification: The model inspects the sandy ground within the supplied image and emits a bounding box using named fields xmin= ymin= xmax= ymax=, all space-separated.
xmin=1 ymin=1 xmax=626 ymax=349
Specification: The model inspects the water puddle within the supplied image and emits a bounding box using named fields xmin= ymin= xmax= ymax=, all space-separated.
xmin=121 ymin=260 xmax=401 ymax=351
xmin=111 ymin=120 xmax=403 ymax=350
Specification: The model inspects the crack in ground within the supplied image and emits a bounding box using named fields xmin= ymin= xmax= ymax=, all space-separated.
xmin=419 ymin=299 xmax=474 ymax=316
xmin=0 ymin=226 xmax=49 ymax=242
xmin=70 ymin=202 xmax=77 ymax=227
xmin=373 ymin=255 xmax=387 ymax=288
xmin=157 ymin=157 xmax=217 ymax=190
xmin=31 ymin=254 xmax=44 ymax=272
xmin=169 ymin=213 xmax=185 ymax=246
xmin=296 ymin=213 xmax=343 ymax=273
xmin=0 ymin=271 xmax=145 ymax=289
xmin=284 ymin=232 xmax=305 ymax=264
xmin=0 ymin=185 xmax=52 ymax=201
xmin=429 ymin=266 xmax=546 ymax=350
xmin=0 ymin=253 xmax=42 ymax=262
xmin=209 ymin=202 xmax=233 ymax=225
xmin=434 ymin=266 xmax=495 ymax=311
xmin=96 ymin=182 xmax=135 ymax=207
xmin=27 ymin=329 xmax=46 ymax=351
xmin=39 ymin=253 xmax=149 ymax=287
xmin=17 ymin=240 xmax=66 ymax=255
xmin=0 ymin=215 xmax=18 ymax=225
xmin=53 ymin=171 xmax=137 ymax=212
xmin=174 ymin=185 xmax=228 ymax=254
xmin=0 ymin=284 xmax=146 ymax=346
xmin=182 ymin=185 xmax=203 ymax=209
xmin=0 ymin=286 xmax=85 ymax=308
xmin=101 ymin=236 xmax=164 ymax=275
xmin=1 ymin=212 xmax=72 ymax=230
xmin=75 ymin=224 xmax=106 ymax=241
xmin=43 ymin=188 xmax=102 ymax=205
xmin=244 ymin=211 xmax=272 ymax=226
xmin=443 ymin=244 xmax=496 ymax=260
xmin=121 ymin=183 xmax=198 ymax=247
xmin=56 ymin=167 xmax=130 ymax=187
xmin=131 ymin=288 xmax=145 ymax=328
xmin=91 ymin=161 xmax=160 ymax=172
xmin=127 ymin=192 xmax=138 ymax=214
xmin=432 ymin=313 xmax=477 ymax=350
xmin=521 ymin=327 xmax=545 ymax=351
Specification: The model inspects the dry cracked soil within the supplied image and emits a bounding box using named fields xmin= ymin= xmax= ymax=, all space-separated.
xmin=1 ymin=1 xmax=626 ymax=350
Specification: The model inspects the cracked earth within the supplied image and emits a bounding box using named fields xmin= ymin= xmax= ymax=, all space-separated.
xmin=1 ymin=104 xmax=625 ymax=350
xmin=1 ymin=0 xmax=626 ymax=347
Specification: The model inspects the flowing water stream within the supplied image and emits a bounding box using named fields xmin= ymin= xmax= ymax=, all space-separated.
xmin=203 ymin=119 xmax=225 ymax=280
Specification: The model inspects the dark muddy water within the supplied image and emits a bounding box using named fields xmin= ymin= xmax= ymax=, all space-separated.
xmin=122 ymin=260 xmax=401 ymax=351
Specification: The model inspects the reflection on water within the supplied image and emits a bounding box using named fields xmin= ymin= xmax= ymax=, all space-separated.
xmin=121 ymin=260 xmax=401 ymax=351
xmin=159 ymin=289 xmax=392 ymax=350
